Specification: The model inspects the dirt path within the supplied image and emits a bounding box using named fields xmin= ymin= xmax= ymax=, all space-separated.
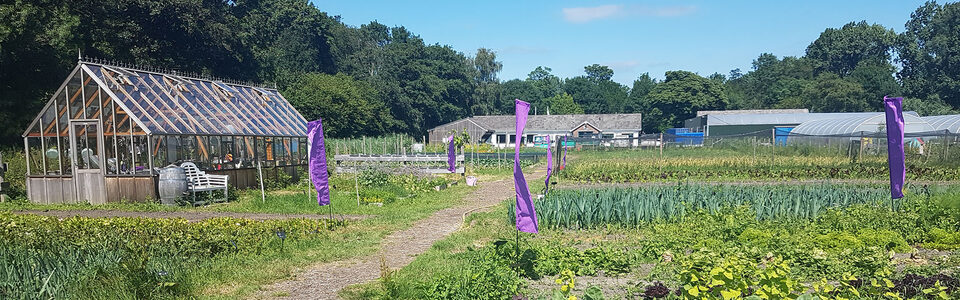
xmin=258 ymin=166 xmax=547 ymax=300
xmin=12 ymin=210 xmax=370 ymax=222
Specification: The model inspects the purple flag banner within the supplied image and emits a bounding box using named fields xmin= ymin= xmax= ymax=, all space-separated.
xmin=447 ymin=135 xmax=456 ymax=173
xmin=307 ymin=119 xmax=331 ymax=206
xmin=884 ymin=96 xmax=906 ymax=199
xmin=545 ymin=135 xmax=553 ymax=189
xmin=562 ymin=135 xmax=567 ymax=170
xmin=514 ymin=99 xmax=539 ymax=233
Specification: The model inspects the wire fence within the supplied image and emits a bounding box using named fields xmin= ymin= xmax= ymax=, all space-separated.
xmin=563 ymin=129 xmax=960 ymax=165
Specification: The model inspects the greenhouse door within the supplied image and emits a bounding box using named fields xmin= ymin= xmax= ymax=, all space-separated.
xmin=69 ymin=120 xmax=106 ymax=204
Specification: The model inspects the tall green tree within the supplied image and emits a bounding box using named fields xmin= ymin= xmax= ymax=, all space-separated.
xmin=544 ymin=93 xmax=584 ymax=115
xmin=626 ymin=73 xmax=656 ymax=113
xmin=527 ymin=66 xmax=562 ymax=100
xmin=500 ymin=79 xmax=539 ymax=113
xmin=469 ymin=48 xmax=502 ymax=115
xmin=803 ymin=73 xmax=869 ymax=112
xmin=584 ymin=64 xmax=614 ymax=82
xmin=806 ymin=21 xmax=896 ymax=76
xmin=897 ymin=1 xmax=960 ymax=108
xmin=284 ymin=73 xmax=388 ymax=137
xmin=645 ymin=71 xmax=728 ymax=132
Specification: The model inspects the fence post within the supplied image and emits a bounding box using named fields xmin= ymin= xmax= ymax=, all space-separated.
xmin=659 ymin=133 xmax=664 ymax=159
xmin=771 ymin=128 xmax=776 ymax=165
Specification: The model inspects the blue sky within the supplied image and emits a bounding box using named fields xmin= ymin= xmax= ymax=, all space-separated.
xmin=313 ymin=1 xmax=926 ymax=85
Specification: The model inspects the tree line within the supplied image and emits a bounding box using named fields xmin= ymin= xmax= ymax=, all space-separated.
xmin=2 ymin=0 xmax=959 ymax=143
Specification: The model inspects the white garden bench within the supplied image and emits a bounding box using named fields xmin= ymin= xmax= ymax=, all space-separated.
xmin=180 ymin=162 xmax=229 ymax=204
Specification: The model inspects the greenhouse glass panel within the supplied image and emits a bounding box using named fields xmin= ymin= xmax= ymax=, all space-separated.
xmin=133 ymin=135 xmax=149 ymax=174
xmin=82 ymin=73 xmax=100 ymax=120
xmin=56 ymin=91 xmax=69 ymax=137
xmin=290 ymin=138 xmax=299 ymax=164
xmin=60 ymin=136 xmax=72 ymax=175
xmin=43 ymin=136 xmax=60 ymax=174
xmin=105 ymin=134 xmax=117 ymax=174
xmin=27 ymin=137 xmax=43 ymax=175
xmin=209 ymin=136 xmax=221 ymax=168
xmin=152 ymin=136 xmax=166 ymax=169
xmin=67 ymin=73 xmax=83 ymax=120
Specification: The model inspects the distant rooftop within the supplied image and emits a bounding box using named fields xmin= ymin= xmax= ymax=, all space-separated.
xmin=696 ymin=109 xmax=809 ymax=117
xmin=431 ymin=114 xmax=642 ymax=133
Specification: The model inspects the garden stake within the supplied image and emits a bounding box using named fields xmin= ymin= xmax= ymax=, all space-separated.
xmin=258 ymin=161 xmax=265 ymax=203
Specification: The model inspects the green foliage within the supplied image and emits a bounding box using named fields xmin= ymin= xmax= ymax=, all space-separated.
xmin=804 ymin=72 xmax=870 ymax=112
xmin=903 ymin=95 xmax=959 ymax=116
xmin=519 ymin=184 xmax=899 ymax=229
xmin=677 ymin=251 xmax=802 ymax=299
xmin=0 ymin=212 xmax=346 ymax=298
xmin=428 ymin=247 xmax=524 ymax=300
xmin=284 ymin=73 xmax=388 ymax=137
xmin=645 ymin=71 xmax=728 ymax=131
xmin=560 ymin=151 xmax=960 ymax=183
xmin=545 ymin=93 xmax=584 ymax=115
xmin=805 ymin=21 xmax=897 ymax=77
xmin=897 ymin=1 xmax=960 ymax=108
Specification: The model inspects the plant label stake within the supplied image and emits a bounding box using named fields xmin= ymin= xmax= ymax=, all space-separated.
xmin=257 ymin=161 xmax=265 ymax=203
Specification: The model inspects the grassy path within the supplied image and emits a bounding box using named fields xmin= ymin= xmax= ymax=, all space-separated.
xmin=256 ymin=166 xmax=547 ymax=300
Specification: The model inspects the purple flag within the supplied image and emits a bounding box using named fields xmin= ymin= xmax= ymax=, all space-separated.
xmin=884 ymin=96 xmax=906 ymax=199
xmin=308 ymin=119 xmax=331 ymax=206
xmin=447 ymin=135 xmax=456 ymax=173
xmin=545 ymin=135 xmax=553 ymax=189
xmin=514 ymin=100 xmax=539 ymax=233
xmin=561 ymin=135 xmax=567 ymax=170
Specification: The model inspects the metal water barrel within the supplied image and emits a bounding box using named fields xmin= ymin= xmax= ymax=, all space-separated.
xmin=158 ymin=164 xmax=187 ymax=205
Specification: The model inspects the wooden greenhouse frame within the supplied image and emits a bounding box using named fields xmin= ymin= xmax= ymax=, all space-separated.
xmin=21 ymin=60 xmax=308 ymax=204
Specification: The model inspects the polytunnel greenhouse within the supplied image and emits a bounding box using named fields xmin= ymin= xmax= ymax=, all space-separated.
xmin=922 ymin=114 xmax=960 ymax=134
xmin=21 ymin=60 xmax=307 ymax=204
xmin=789 ymin=112 xmax=935 ymax=137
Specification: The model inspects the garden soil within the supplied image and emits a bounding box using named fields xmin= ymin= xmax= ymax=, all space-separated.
xmin=257 ymin=165 xmax=548 ymax=300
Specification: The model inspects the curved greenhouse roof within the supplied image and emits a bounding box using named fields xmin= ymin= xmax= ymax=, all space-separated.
xmin=922 ymin=114 xmax=960 ymax=134
xmin=791 ymin=113 xmax=936 ymax=136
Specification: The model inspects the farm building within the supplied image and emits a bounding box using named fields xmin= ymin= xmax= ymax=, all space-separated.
xmin=685 ymin=109 xmax=921 ymax=136
xmin=427 ymin=114 xmax=642 ymax=147
xmin=21 ymin=60 xmax=307 ymax=204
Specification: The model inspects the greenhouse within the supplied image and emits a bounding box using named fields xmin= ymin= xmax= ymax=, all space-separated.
xmin=21 ymin=60 xmax=307 ymax=204
xmin=923 ymin=114 xmax=960 ymax=134
xmin=789 ymin=112 xmax=935 ymax=136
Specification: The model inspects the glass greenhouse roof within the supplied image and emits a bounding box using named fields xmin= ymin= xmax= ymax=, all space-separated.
xmin=23 ymin=62 xmax=307 ymax=138
xmin=922 ymin=114 xmax=960 ymax=134
xmin=790 ymin=113 xmax=936 ymax=136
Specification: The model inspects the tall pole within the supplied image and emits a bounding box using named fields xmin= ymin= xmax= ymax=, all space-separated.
xmin=258 ymin=161 xmax=265 ymax=203
xmin=659 ymin=133 xmax=664 ymax=159
xmin=354 ymin=160 xmax=360 ymax=207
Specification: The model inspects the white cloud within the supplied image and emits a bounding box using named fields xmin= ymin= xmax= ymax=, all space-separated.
xmin=562 ymin=4 xmax=696 ymax=23
xmin=562 ymin=5 xmax=624 ymax=23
